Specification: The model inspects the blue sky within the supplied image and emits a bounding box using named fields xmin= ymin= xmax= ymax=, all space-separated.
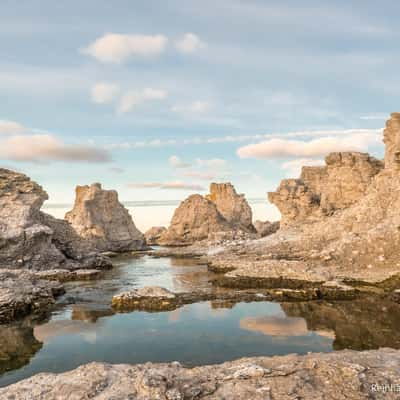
xmin=0 ymin=0 xmax=395 ymax=204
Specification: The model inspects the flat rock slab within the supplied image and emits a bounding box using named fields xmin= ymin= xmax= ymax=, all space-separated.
xmin=111 ymin=285 xmax=359 ymax=313
xmin=35 ymin=269 xmax=102 ymax=282
xmin=0 ymin=270 xmax=64 ymax=323
xmin=1 ymin=349 xmax=400 ymax=399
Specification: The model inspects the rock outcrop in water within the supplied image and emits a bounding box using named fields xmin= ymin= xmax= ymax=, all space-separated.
xmin=159 ymin=183 xmax=255 ymax=245
xmin=1 ymin=349 xmax=400 ymax=399
xmin=65 ymin=183 xmax=145 ymax=252
xmin=0 ymin=169 xmax=110 ymax=270
xmin=0 ymin=269 xmax=64 ymax=323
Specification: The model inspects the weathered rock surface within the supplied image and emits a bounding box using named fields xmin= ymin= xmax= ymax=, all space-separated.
xmin=2 ymin=349 xmax=400 ymax=399
xmin=144 ymin=226 xmax=167 ymax=245
xmin=206 ymin=182 xmax=255 ymax=232
xmin=0 ymin=269 xmax=64 ymax=323
xmin=196 ymin=113 xmax=400 ymax=291
xmin=0 ymin=169 xmax=111 ymax=271
xmin=254 ymin=220 xmax=280 ymax=238
xmin=268 ymin=152 xmax=383 ymax=226
xmin=159 ymin=194 xmax=232 ymax=245
xmin=160 ymin=183 xmax=256 ymax=245
xmin=65 ymin=183 xmax=145 ymax=252
xmin=383 ymin=112 xmax=400 ymax=169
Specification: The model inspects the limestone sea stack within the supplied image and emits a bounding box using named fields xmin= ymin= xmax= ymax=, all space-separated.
xmin=65 ymin=183 xmax=145 ymax=252
xmin=206 ymin=182 xmax=255 ymax=232
xmin=159 ymin=194 xmax=232 ymax=245
xmin=0 ymin=169 xmax=110 ymax=270
xmin=159 ymin=183 xmax=255 ymax=245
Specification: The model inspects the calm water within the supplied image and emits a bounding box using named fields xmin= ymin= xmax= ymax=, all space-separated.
xmin=1 ymin=255 xmax=400 ymax=387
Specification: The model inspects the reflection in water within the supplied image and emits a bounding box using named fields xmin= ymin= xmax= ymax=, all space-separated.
xmin=240 ymin=316 xmax=309 ymax=337
xmin=1 ymin=255 xmax=400 ymax=388
xmin=282 ymin=298 xmax=400 ymax=350
xmin=0 ymin=321 xmax=42 ymax=375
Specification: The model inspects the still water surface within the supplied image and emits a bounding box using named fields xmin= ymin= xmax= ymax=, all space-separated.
xmin=1 ymin=255 xmax=400 ymax=387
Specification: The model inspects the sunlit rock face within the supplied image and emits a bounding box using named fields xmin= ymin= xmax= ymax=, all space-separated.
xmin=65 ymin=183 xmax=145 ymax=252
xmin=206 ymin=183 xmax=255 ymax=232
xmin=268 ymin=152 xmax=383 ymax=226
xmin=144 ymin=226 xmax=167 ymax=245
xmin=159 ymin=194 xmax=232 ymax=245
xmin=383 ymin=112 xmax=400 ymax=169
xmin=160 ymin=183 xmax=256 ymax=245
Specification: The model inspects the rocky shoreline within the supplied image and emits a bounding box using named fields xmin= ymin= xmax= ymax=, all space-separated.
xmin=2 ymin=113 xmax=400 ymax=397
xmin=1 ymin=349 xmax=400 ymax=399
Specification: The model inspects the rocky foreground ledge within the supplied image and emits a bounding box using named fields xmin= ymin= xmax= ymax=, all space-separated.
xmin=1 ymin=349 xmax=399 ymax=399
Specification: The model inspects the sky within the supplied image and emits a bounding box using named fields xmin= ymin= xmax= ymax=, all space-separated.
xmin=0 ymin=0 xmax=396 ymax=212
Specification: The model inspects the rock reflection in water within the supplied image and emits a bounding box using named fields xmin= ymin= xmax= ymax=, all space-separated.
xmin=0 ymin=320 xmax=42 ymax=375
xmin=282 ymin=298 xmax=400 ymax=350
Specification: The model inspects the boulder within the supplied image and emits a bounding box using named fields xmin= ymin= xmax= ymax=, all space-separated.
xmin=0 ymin=269 xmax=64 ymax=323
xmin=159 ymin=194 xmax=232 ymax=245
xmin=144 ymin=226 xmax=167 ymax=245
xmin=254 ymin=220 xmax=280 ymax=237
xmin=65 ymin=183 xmax=145 ymax=252
xmin=206 ymin=182 xmax=255 ymax=232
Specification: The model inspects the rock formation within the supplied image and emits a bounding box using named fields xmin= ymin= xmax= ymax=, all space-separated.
xmin=268 ymin=152 xmax=383 ymax=226
xmin=206 ymin=183 xmax=255 ymax=232
xmin=65 ymin=183 xmax=145 ymax=252
xmin=0 ymin=169 xmax=110 ymax=270
xmin=2 ymin=349 xmax=400 ymax=399
xmin=144 ymin=226 xmax=167 ymax=245
xmin=254 ymin=220 xmax=280 ymax=238
xmin=206 ymin=113 xmax=400 ymax=290
xmin=160 ymin=183 xmax=256 ymax=245
xmin=159 ymin=194 xmax=232 ymax=245
xmin=0 ymin=269 xmax=64 ymax=323
xmin=383 ymin=112 xmax=400 ymax=169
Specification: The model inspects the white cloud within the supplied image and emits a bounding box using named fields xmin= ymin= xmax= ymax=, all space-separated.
xmin=0 ymin=120 xmax=27 ymax=135
xmin=118 ymin=88 xmax=168 ymax=113
xmin=281 ymin=158 xmax=325 ymax=176
xmin=105 ymin=129 xmax=383 ymax=151
xmin=175 ymin=33 xmax=205 ymax=53
xmin=0 ymin=134 xmax=110 ymax=163
xmin=172 ymin=100 xmax=210 ymax=115
xmin=237 ymin=134 xmax=380 ymax=159
xmin=128 ymin=181 xmax=204 ymax=191
xmin=91 ymin=82 xmax=119 ymax=104
xmin=82 ymin=33 xmax=168 ymax=63
xmin=169 ymin=155 xmax=191 ymax=168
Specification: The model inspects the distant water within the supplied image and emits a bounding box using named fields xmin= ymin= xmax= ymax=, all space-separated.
xmin=43 ymin=199 xmax=280 ymax=232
